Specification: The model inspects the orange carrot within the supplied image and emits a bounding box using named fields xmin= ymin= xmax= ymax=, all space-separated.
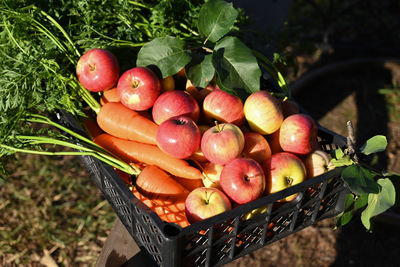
xmin=100 ymin=87 xmax=120 ymax=105
xmin=136 ymin=165 xmax=189 ymax=202
xmin=94 ymin=133 xmax=204 ymax=180
xmin=97 ymin=102 xmax=158 ymax=145
xmin=132 ymin=186 xmax=190 ymax=228
xmin=81 ymin=110 xmax=103 ymax=139
xmin=174 ymin=176 xmax=204 ymax=191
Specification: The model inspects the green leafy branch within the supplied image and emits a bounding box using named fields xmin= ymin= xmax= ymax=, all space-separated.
xmin=135 ymin=0 xmax=289 ymax=101
xmin=333 ymin=121 xmax=397 ymax=231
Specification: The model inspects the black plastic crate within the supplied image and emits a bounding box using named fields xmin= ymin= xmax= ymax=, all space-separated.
xmin=58 ymin=110 xmax=349 ymax=267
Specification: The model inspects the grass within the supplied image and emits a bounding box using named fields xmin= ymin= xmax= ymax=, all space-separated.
xmin=0 ymin=153 xmax=115 ymax=266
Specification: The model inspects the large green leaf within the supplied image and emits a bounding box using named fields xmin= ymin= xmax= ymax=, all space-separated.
xmin=361 ymin=178 xmax=396 ymax=230
xmin=360 ymin=135 xmax=388 ymax=155
xmin=136 ymin=36 xmax=191 ymax=78
xmin=212 ymin=36 xmax=261 ymax=100
xmin=198 ymin=0 xmax=238 ymax=43
xmin=335 ymin=193 xmax=369 ymax=227
xmin=186 ymin=53 xmax=215 ymax=88
xmin=385 ymin=172 xmax=400 ymax=208
xmin=342 ymin=165 xmax=380 ymax=195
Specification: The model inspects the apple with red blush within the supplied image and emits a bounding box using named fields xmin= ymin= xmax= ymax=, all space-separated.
xmin=185 ymin=187 xmax=232 ymax=224
xmin=201 ymin=123 xmax=244 ymax=165
xmin=279 ymin=114 xmax=318 ymax=155
xmin=220 ymin=158 xmax=266 ymax=204
xmin=203 ymin=89 xmax=245 ymax=126
xmin=76 ymin=48 xmax=120 ymax=92
xmin=241 ymin=132 xmax=272 ymax=164
xmin=152 ymin=90 xmax=200 ymax=125
xmin=156 ymin=115 xmax=201 ymax=159
xmin=263 ymin=152 xmax=307 ymax=202
xmin=117 ymin=67 xmax=161 ymax=111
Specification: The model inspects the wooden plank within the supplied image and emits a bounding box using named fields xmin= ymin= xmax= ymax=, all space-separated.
xmin=95 ymin=218 xmax=145 ymax=267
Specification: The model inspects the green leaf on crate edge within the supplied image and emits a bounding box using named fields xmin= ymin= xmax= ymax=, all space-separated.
xmin=212 ymin=36 xmax=261 ymax=100
xmin=331 ymin=154 xmax=353 ymax=167
xmin=342 ymin=164 xmax=381 ymax=195
xmin=198 ymin=0 xmax=239 ymax=43
xmin=360 ymin=135 xmax=388 ymax=155
xmin=136 ymin=36 xmax=191 ymax=78
xmin=186 ymin=53 xmax=215 ymax=88
xmin=334 ymin=148 xmax=345 ymax=159
xmin=361 ymin=178 xmax=396 ymax=230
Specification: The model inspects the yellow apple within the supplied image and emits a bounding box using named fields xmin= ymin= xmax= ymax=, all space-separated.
xmin=202 ymin=162 xmax=224 ymax=189
xmin=244 ymin=91 xmax=283 ymax=135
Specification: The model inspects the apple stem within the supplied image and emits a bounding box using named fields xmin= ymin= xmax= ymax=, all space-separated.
xmin=88 ymin=63 xmax=96 ymax=72
xmin=285 ymin=176 xmax=293 ymax=186
xmin=214 ymin=121 xmax=221 ymax=132
xmin=204 ymin=191 xmax=211 ymax=205
xmin=132 ymin=80 xmax=139 ymax=88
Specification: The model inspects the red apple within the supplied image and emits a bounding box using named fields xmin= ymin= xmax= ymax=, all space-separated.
xmin=279 ymin=114 xmax=318 ymax=155
xmin=203 ymin=89 xmax=245 ymax=126
xmin=220 ymin=158 xmax=266 ymax=204
xmin=156 ymin=115 xmax=201 ymax=159
xmin=117 ymin=67 xmax=161 ymax=111
xmin=263 ymin=152 xmax=307 ymax=202
xmin=152 ymin=91 xmax=200 ymax=125
xmin=76 ymin=48 xmax=120 ymax=92
xmin=241 ymin=132 xmax=272 ymax=164
xmin=201 ymin=123 xmax=244 ymax=165
xmin=303 ymin=150 xmax=334 ymax=178
xmin=185 ymin=187 xmax=232 ymax=224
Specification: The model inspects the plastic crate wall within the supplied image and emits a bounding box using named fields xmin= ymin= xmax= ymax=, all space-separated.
xmin=59 ymin=110 xmax=349 ymax=267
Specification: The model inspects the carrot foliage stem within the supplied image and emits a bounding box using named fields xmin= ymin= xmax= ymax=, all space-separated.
xmin=2 ymin=114 xmax=141 ymax=176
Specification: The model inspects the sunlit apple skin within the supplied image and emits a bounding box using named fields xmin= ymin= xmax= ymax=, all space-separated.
xmin=263 ymin=152 xmax=307 ymax=202
xmin=203 ymin=89 xmax=245 ymax=126
xmin=185 ymin=187 xmax=232 ymax=224
xmin=279 ymin=114 xmax=318 ymax=155
xmin=244 ymin=91 xmax=284 ymax=135
xmin=220 ymin=158 xmax=266 ymax=204
xmin=152 ymin=91 xmax=200 ymax=125
xmin=201 ymin=123 xmax=244 ymax=165
xmin=156 ymin=115 xmax=201 ymax=159
xmin=117 ymin=67 xmax=161 ymax=111
xmin=303 ymin=150 xmax=333 ymax=178
xmin=202 ymin=162 xmax=224 ymax=189
xmin=242 ymin=132 xmax=272 ymax=164
xmin=76 ymin=48 xmax=120 ymax=92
